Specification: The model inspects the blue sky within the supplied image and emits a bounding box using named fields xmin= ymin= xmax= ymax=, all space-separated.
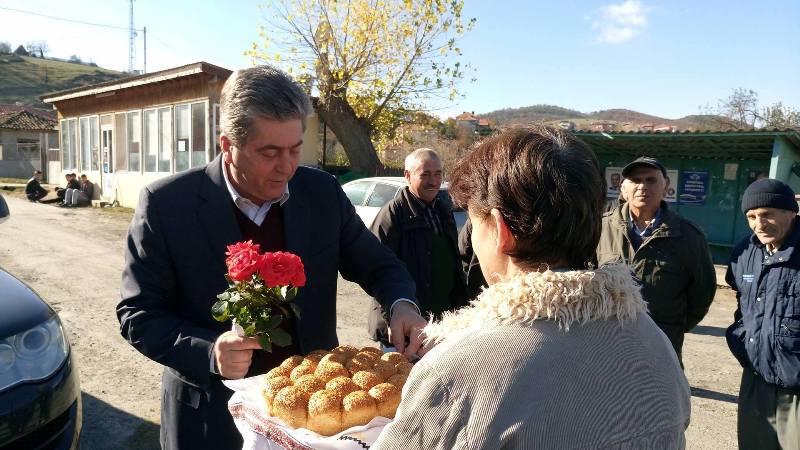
xmin=1 ymin=0 xmax=798 ymax=119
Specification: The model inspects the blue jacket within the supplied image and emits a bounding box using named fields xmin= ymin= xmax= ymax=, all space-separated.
xmin=726 ymin=216 xmax=800 ymax=389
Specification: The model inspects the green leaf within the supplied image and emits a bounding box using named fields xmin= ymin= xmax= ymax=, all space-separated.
xmin=211 ymin=300 xmax=229 ymax=322
xmin=257 ymin=334 xmax=272 ymax=352
xmin=264 ymin=315 xmax=282 ymax=330
xmin=270 ymin=328 xmax=293 ymax=347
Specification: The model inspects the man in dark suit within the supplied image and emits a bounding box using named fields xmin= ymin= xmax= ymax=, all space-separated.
xmin=117 ymin=65 xmax=426 ymax=449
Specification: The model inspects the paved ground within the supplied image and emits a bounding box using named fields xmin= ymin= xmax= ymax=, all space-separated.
xmin=0 ymin=192 xmax=741 ymax=449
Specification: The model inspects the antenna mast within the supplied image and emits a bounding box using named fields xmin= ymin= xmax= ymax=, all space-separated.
xmin=128 ymin=0 xmax=137 ymax=73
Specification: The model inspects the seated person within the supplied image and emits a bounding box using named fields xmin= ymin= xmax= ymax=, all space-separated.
xmin=373 ymin=126 xmax=690 ymax=449
xmin=25 ymin=170 xmax=48 ymax=202
xmin=62 ymin=174 xmax=94 ymax=207
xmin=56 ymin=173 xmax=80 ymax=203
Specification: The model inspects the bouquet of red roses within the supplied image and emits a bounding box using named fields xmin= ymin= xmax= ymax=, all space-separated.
xmin=212 ymin=240 xmax=306 ymax=352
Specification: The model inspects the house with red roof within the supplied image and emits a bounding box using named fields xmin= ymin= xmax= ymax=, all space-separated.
xmin=0 ymin=106 xmax=57 ymax=179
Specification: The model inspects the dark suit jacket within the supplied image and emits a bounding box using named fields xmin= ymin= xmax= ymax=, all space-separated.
xmin=117 ymin=155 xmax=416 ymax=449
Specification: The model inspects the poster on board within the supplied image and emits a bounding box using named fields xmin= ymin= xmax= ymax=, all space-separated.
xmin=605 ymin=167 xmax=623 ymax=199
xmin=664 ymin=169 xmax=678 ymax=203
xmin=679 ymin=171 xmax=709 ymax=206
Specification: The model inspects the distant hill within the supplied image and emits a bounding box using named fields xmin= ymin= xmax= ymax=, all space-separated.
xmin=480 ymin=105 xmax=732 ymax=132
xmin=0 ymin=55 xmax=127 ymax=107
xmin=483 ymin=105 xmax=587 ymax=126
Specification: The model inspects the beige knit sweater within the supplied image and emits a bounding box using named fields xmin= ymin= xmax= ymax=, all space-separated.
xmin=373 ymin=264 xmax=691 ymax=450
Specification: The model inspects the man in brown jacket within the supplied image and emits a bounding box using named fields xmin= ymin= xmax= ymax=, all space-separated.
xmin=597 ymin=156 xmax=716 ymax=362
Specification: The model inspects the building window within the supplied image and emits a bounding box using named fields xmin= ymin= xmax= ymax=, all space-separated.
xmin=158 ymin=107 xmax=172 ymax=172
xmin=114 ymin=113 xmax=127 ymax=172
xmin=16 ymin=139 xmax=40 ymax=161
xmin=144 ymin=107 xmax=174 ymax=173
xmin=60 ymin=119 xmax=69 ymax=167
xmin=174 ymin=101 xmax=208 ymax=172
xmin=191 ymin=102 xmax=207 ymax=168
xmin=143 ymin=109 xmax=158 ymax=172
xmin=79 ymin=117 xmax=91 ymax=171
xmin=175 ymin=104 xmax=190 ymax=172
xmin=90 ymin=116 xmax=99 ymax=170
xmin=127 ymin=111 xmax=141 ymax=172
xmin=62 ymin=118 xmax=78 ymax=170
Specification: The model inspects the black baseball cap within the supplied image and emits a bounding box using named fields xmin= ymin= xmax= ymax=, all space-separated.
xmin=622 ymin=156 xmax=667 ymax=178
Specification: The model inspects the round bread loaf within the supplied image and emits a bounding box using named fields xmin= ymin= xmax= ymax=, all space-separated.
xmin=395 ymin=361 xmax=413 ymax=376
xmin=325 ymin=376 xmax=360 ymax=400
xmin=264 ymin=348 xmax=409 ymax=436
xmin=372 ymin=360 xmax=397 ymax=381
xmin=369 ymin=383 xmax=402 ymax=419
xmin=315 ymin=361 xmax=350 ymax=382
xmin=332 ymin=345 xmax=359 ymax=357
xmin=342 ymin=391 xmax=378 ymax=429
xmin=280 ymin=355 xmax=305 ymax=370
xmin=272 ymin=385 xmax=309 ymax=429
xmin=380 ymin=352 xmax=406 ymax=365
xmin=290 ymin=363 xmax=316 ymax=381
xmin=307 ymin=389 xmax=343 ymax=436
xmin=262 ymin=375 xmax=293 ymax=413
xmin=266 ymin=365 xmax=291 ymax=379
xmin=305 ymin=350 xmax=328 ymax=362
xmin=294 ymin=374 xmax=326 ymax=401
xmin=360 ymin=346 xmax=383 ymax=356
xmin=352 ymin=370 xmax=382 ymax=391
xmin=386 ymin=374 xmax=408 ymax=387
xmin=346 ymin=352 xmax=377 ymax=375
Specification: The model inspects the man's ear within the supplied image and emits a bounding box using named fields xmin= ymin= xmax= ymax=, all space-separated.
xmin=220 ymin=135 xmax=233 ymax=164
xmin=490 ymin=208 xmax=515 ymax=254
xmin=403 ymin=170 xmax=411 ymax=183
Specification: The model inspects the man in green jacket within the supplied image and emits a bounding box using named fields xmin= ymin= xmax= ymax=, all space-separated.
xmin=597 ymin=157 xmax=716 ymax=362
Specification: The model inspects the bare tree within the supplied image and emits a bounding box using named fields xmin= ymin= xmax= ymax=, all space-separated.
xmin=762 ymin=102 xmax=800 ymax=129
xmin=0 ymin=41 xmax=11 ymax=54
xmin=36 ymin=41 xmax=49 ymax=58
xmin=718 ymin=88 xmax=760 ymax=129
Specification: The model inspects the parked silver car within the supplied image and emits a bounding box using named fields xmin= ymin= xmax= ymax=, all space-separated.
xmin=342 ymin=177 xmax=466 ymax=231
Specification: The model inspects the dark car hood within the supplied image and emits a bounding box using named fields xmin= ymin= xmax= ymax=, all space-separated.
xmin=0 ymin=268 xmax=54 ymax=339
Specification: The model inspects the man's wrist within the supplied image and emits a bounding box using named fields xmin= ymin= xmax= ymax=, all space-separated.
xmin=389 ymin=298 xmax=420 ymax=317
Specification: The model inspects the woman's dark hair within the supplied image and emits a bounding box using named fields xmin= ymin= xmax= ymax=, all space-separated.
xmin=449 ymin=126 xmax=605 ymax=269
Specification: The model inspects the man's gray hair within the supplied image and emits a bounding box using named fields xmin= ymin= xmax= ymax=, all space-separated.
xmin=220 ymin=65 xmax=313 ymax=147
xmin=404 ymin=148 xmax=441 ymax=172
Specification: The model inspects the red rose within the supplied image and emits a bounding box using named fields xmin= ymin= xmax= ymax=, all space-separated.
xmin=258 ymin=252 xmax=306 ymax=288
xmin=225 ymin=240 xmax=261 ymax=282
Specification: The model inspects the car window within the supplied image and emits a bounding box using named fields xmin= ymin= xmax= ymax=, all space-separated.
xmin=343 ymin=181 xmax=372 ymax=206
xmin=366 ymin=183 xmax=400 ymax=207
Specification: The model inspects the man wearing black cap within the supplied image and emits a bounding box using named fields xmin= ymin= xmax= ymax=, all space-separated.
xmin=726 ymin=178 xmax=800 ymax=450
xmin=597 ymin=156 xmax=716 ymax=362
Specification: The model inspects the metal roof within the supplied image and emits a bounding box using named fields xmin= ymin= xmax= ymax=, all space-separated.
xmin=40 ymin=61 xmax=232 ymax=104
xmin=574 ymin=129 xmax=800 ymax=160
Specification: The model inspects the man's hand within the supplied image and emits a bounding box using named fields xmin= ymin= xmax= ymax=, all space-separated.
xmin=388 ymin=302 xmax=429 ymax=359
xmin=213 ymin=331 xmax=263 ymax=379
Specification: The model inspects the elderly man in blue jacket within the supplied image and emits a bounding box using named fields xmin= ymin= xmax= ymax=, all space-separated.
xmin=726 ymin=178 xmax=800 ymax=450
